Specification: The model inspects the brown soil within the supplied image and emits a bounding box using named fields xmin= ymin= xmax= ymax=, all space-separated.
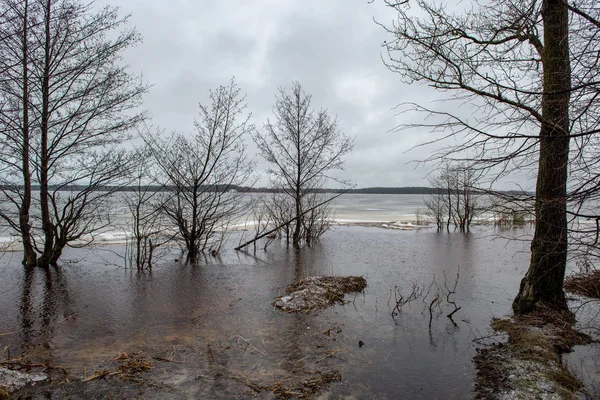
xmin=273 ymin=276 xmax=367 ymax=313
xmin=564 ymin=270 xmax=600 ymax=299
xmin=475 ymin=308 xmax=592 ymax=400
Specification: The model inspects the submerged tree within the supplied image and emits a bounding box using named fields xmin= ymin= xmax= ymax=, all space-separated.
xmin=253 ymin=82 xmax=353 ymax=247
xmin=0 ymin=0 xmax=147 ymax=267
xmin=124 ymin=148 xmax=171 ymax=271
xmin=148 ymin=80 xmax=254 ymax=264
xmin=424 ymin=164 xmax=480 ymax=232
xmin=381 ymin=0 xmax=600 ymax=314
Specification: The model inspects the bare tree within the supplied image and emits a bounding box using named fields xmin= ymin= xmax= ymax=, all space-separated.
xmin=0 ymin=0 xmax=147 ymax=267
xmin=451 ymin=166 xmax=481 ymax=232
xmin=240 ymin=194 xmax=278 ymax=253
xmin=301 ymin=189 xmax=333 ymax=245
xmin=380 ymin=0 xmax=600 ymax=314
xmin=262 ymin=192 xmax=294 ymax=244
xmin=423 ymin=187 xmax=446 ymax=230
xmin=253 ymin=82 xmax=353 ymax=247
xmin=489 ymin=193 xmax=535 ymax=228
xmin=424 ymin=170 xmax=450 ymax=231
xmin=123 ymin=149 xmax=172 ymax=271
xmin=424 ymin=164 xmax=480 ymax=232
xmin=148 ymin=80 xmax=254 ymax=264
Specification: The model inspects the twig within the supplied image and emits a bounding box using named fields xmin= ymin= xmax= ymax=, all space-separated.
xmin=233 ymin=335 xmax=266 ymax=355
xmin=228 ymin=375 xmax=264 ymax=393
xmin=447 ymin=306 xmax=462 ymax=319
xmin=1 ymin=361 xmax=46 ymax=368
xmin=152 ymin=356 xmax=174 ymax=363
xmin=81 ymin=370 xmax=118 ymax=382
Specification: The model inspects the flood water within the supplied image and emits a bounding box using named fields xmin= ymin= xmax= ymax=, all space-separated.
xmin=0 ymin=224 xmax=557 ymax=399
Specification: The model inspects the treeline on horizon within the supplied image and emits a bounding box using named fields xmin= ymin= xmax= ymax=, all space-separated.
xmin=5 ymin=185 xmax=529 ymax=196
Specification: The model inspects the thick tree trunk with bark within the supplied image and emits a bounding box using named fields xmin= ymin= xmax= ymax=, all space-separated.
xmin=513 ymin=0 xmax=571 ymax=315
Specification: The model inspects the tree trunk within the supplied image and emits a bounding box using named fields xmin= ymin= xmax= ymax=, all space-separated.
xmin=49 ymin=243 xmax=64 ymax=266
xmin=19 ymin=0 xmax=36 ymax=266
xmin=187 ymin=247 xmax=198 ymax=265
xmin=38 ymin=0 xmax=54 ymax=268
xmin=513 ymin=0 xmax=570 ymax=315
xmin=293 ymin=191 xmax=302 ymax=246
xmin=147 ymin=239 xmax=154 ymax=270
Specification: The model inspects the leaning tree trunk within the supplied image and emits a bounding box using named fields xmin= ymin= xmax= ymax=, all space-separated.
xmin=513 ymin=0 xmax=571 ymax=315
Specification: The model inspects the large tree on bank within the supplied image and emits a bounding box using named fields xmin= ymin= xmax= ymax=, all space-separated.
xmin=0 ymin=0 xmax=147 ymax=267
xmin=380 ymin=0 xmax=600 ymax=314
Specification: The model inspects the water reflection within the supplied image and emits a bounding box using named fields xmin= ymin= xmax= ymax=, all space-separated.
xmin=281 ymin=247 xmax=311 ymax=375
xmin=17 ymin=265 xmax=72 ymax=360
xmin=2 ymin=226 xmax=595 ymax=398
xmin=19 ymin=266 xmax=34 ymax=348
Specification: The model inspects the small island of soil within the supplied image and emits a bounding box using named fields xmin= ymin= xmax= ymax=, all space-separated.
xmin=273 ymin=276 xmax=367 ymax=313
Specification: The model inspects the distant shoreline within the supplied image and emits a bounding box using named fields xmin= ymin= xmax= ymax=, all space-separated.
xmin=1 ymin=185 xmax=437 ymax=195
xmin=1 ymin=185 xmax=531 ymax=196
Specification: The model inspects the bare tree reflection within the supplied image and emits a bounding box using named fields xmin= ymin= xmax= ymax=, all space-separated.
xmin=18 ymin=266 xmax=71 ymax=358
xmin=19 ymin=266 xmax=34 ymax=350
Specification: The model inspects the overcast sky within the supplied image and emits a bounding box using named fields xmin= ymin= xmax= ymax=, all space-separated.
xmin=95 ymin=0 xmax=529 ymax=189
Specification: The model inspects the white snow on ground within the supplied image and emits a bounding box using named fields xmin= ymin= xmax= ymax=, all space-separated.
xmin=0 ymin=368 xmax=47 ymax=393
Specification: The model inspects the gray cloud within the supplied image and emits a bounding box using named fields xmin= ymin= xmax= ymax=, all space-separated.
xmin=93 ymin=0 xmax=532 ymax=190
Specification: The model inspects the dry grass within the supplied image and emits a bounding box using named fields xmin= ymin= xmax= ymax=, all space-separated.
xmin=80 ymin=352 xmax=153 ymax=383
xmin=115 ymin=352 xmax=153 ymax=379
xmin=564 ymin=270 xmax=600 ymax=299
xmin=229 ymin=369 xmax=341 ymax=399
xmin=491 ymin=308 xmax=590 ymax=351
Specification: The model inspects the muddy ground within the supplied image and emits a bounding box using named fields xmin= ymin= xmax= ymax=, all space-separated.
xmin=1 ymin=276 xmax=367 ymax=399
xmin=475 ymin=271 xmax=600 ymax=400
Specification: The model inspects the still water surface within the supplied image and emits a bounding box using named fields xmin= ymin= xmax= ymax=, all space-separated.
xmin=0 ymin=223 xmax=538 ymax=398
xmin=0 ymin=194 xmax=597 ymax=398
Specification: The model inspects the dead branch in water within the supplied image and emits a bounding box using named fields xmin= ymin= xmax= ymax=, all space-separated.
xmin=443 ymin=268 xmax=462 ymax=324
xmin=388 ymin=268 xmax=462 ymax=328
xmin=429 ymin=294 xmax=441 ymax=329
xmin=391 ymin=282 xmax=424 ymax=317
